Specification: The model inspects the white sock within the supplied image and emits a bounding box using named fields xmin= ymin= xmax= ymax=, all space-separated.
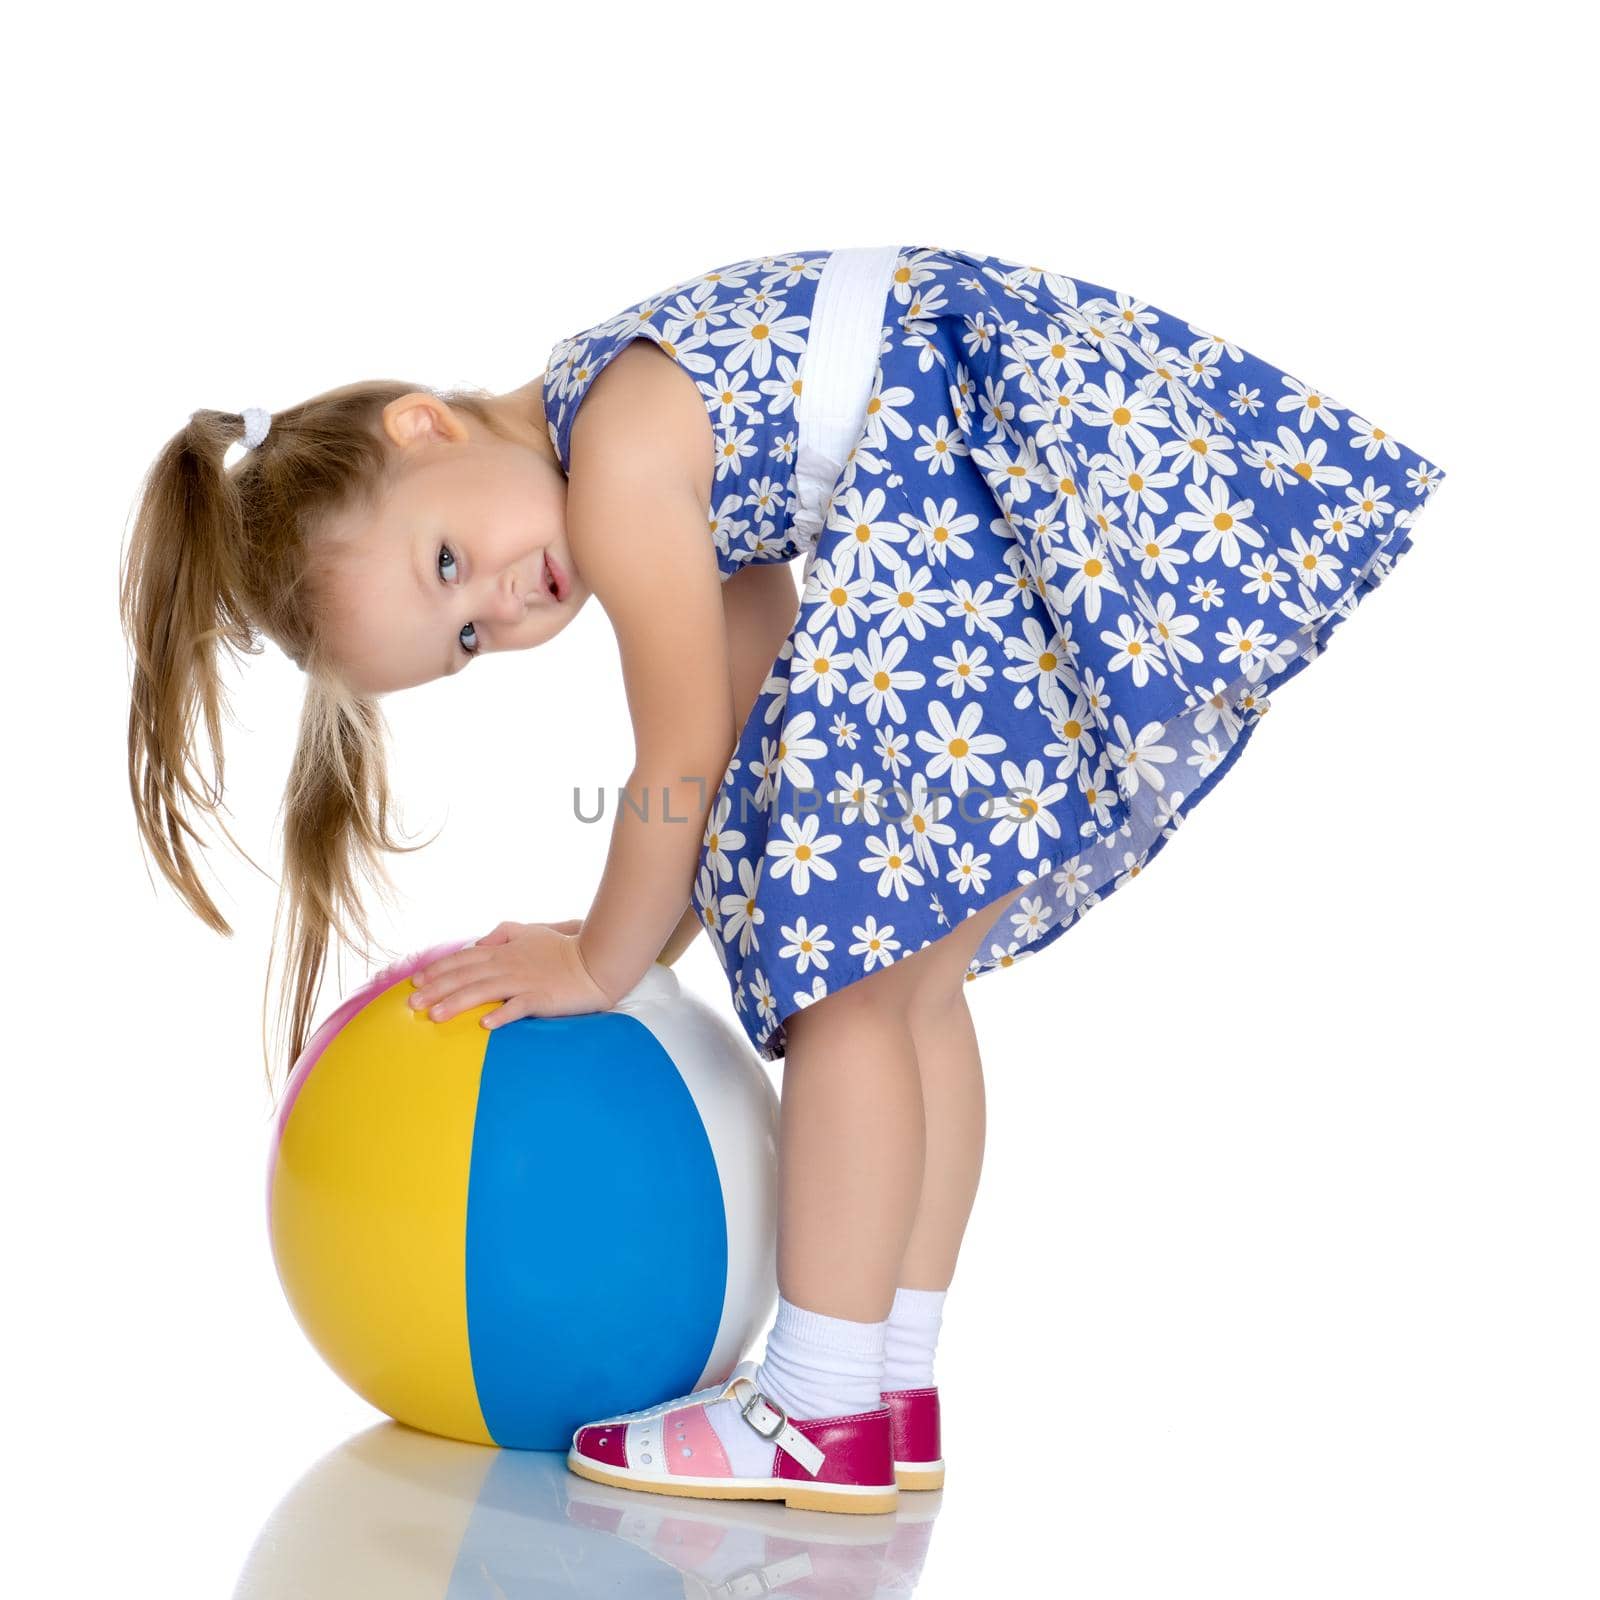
xmin=882 ymin=1285 xmax=947 ymax=1389
xmin=703 ymin=1294 xmax=887 ymax=1477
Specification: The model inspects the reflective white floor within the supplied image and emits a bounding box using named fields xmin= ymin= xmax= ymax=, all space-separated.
xmin=228 ymin=1377 xmax=1592 ymax=1597
xmin=237 ymin=1428 xmax=944 ymax=1595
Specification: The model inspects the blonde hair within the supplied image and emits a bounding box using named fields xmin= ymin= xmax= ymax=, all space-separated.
xmin=118 ymin=381 xmax=522 ymax=1103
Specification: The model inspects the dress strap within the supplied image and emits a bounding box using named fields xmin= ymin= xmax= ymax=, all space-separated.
xmin=792 ymin=245 xmax=903 ymax=548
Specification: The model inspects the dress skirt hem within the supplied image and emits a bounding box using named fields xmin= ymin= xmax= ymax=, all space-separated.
xmin=740 ymin=467 xmax=1450 ymax=1065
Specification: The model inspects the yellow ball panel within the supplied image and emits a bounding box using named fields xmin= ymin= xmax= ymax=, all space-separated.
xmin=270 ymin=979 xmax=492 ymax=1444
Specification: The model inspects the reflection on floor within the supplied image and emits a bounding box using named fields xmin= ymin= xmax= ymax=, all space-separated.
xmin=234 ymin=1421 xmax=941 ymax=1597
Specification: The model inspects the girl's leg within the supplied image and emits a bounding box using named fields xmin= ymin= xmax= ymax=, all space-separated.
xmin=741 ymin=878 xmax=1031 ymax=1436
xmin=776 ymin=957 xmax=928 ymax=1323
xmin=699 ymin=882 xmax=1036 ymax=1464
xmin=705 ymin=960 xmax=923 ymax=1448
xmin=775 ymin=877 xmax=1032 ymax=1311
xmin=894 ymin=879 xmax=1033 ymax=1291
xmin=897 ymin=988 xmax=986 ymax=1291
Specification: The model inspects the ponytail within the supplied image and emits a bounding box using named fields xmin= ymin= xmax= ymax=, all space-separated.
xmin=265 ymin=673 xmax=437 ymax=1105
xmin=120 ymin=384 xmax=506 ymax=1097
xmin=120 ymin=410 xmax=273 ymax=939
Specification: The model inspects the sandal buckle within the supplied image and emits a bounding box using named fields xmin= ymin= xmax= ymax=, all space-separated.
xmin=739 ymin=1387 xmax=788 ymax=1441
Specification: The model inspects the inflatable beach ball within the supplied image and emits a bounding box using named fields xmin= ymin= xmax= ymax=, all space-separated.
xmin=266 ymin=946 xmax=780 ymax=1450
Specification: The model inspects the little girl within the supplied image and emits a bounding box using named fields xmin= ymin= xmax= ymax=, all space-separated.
xmin=120 ymin=243 xmax=1447 ymax=1516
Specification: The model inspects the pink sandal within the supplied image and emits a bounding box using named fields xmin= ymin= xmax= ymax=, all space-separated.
xmin=567 ymin=1358 xmax=900 ymax=1515
xmin=882 ymin=1386 xmax=945 ymax=1490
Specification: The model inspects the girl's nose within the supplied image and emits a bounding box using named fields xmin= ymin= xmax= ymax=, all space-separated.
xmin=493 ymin=569 xmax=528 ymax=623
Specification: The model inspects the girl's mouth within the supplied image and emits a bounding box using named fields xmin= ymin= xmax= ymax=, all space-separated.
xmin=543 ymin=551 xmax=567 ymax=602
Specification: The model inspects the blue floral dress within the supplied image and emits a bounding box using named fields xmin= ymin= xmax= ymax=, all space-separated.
xmin=542 ymin=244 xmax=1449 ymax=1062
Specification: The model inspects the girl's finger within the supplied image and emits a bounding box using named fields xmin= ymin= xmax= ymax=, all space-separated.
xmin=481 ymin=994 xmax=533 ymax=1030
xmin=411 ymin=951 xmax=494 ymax=1002
xmin=423 ymin=979 xmax=512 ymax=1022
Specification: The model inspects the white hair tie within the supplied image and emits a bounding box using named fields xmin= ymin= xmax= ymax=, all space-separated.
xmin=240 ymin=406 xmax=273 ymax=449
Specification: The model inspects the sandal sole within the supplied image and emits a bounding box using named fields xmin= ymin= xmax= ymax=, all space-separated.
xmin=895 ymin=1461 xmax=945 ymax=1491
xmin=567 ymin=1449 xmax=900 ymax=1514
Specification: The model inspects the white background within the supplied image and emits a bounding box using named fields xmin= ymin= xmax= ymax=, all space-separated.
xmin=5 ymin=2 xmax=1594 ymax=1594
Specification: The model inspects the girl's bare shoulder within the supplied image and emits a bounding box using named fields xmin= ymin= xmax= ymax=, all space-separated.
xmin=567 ymin=338 xmax=713 ymax=502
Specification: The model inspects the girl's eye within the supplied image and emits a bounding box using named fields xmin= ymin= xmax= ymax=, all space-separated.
xmin=438 ymin=543 xmax=479 ymax=656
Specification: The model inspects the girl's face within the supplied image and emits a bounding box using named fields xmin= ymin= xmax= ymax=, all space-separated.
xmin=318 ymin=387 xmax=587 ymax=695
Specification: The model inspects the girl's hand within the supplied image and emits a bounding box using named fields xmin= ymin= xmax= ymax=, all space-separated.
xmin=408 ymin=920 xmax=613 ymax=1029
xmin=481 ymin=917 xmax=585 ymax=939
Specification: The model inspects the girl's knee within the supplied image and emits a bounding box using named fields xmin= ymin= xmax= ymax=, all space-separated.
xmin=899 ymin=881 xmax=1033 ymax=1008
xmin=781 ymin=877 xmax=1033 ymax=1049
xmin=782 ymin=958 xmax=917 ymax=1047
xmin=907 ymin=978 xmax=971 ymax=1042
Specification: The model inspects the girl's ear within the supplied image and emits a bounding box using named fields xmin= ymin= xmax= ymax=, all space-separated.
xmin=381 ymin=391 xmax=468 ymax=449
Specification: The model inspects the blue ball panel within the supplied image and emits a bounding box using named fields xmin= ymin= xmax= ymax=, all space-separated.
xmin=465 ymin=1011 xmax=729 ymax=1449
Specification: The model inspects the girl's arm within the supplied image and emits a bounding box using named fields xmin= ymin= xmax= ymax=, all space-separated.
xmin=652 ymin=900 xmax=704 ymax=969
xmin=565 ymin=460 xmax=739 ymax=1007
xmin=653 ymin=559 xmax=801 ymax=968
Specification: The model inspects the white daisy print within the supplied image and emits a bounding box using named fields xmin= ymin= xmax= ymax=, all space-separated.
xmin=859 ymin=826 xmax=926 ymax=900
xmin=767 ymin=813 xmax=841 ymax=894
xmin=915 ymin=700 xmax=1007 ymax=795
xmin=850 ymin=915 xmax=902 ymax=971
xmin=779 ymin=917 xmax=834 ymax=972
xmin=849 ymin=629 xmax=926 ymax=725
xmin=790 ymin=627 xmax=852 ymax=704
